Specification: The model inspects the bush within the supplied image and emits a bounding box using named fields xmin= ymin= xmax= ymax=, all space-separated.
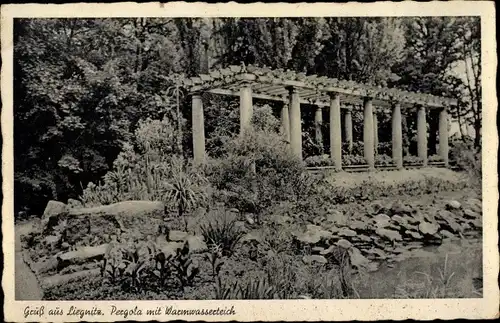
xmin=375 ymin=154 xmax=393 ymax=166
xmin=342 ymin=155 xmax=366 ymax=166
xmin=305 ymin=154 xmax=333 ymax=167
xmin=80 ymin=118 xmax=179 ymax=206
xmin=207 ymin=126 xmax=313 ymax=214
xmin=199 ymin=209 xmax=244 ymax=257
xmin=449 ymin=141 xmax=481 ymax=191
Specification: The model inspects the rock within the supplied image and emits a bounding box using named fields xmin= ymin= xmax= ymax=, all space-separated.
xmin=44 ymin=235 xmax=61 ymax=247
xmin=439 ymin=230 xmax=455 ymax=239
xmin=241 ymin=231 xmax=262 ymax=244
xmin=302 ymin=255 xmax=327 ymax=265
xmin=358 ymin=234 xmax=372 ymax=242
xmin=42 ymin=268 xmax=101 ymax=289
xmin=43 ymin=201 xmax=68 ymax=220
xmin=326 ymin=210 xmax=348 ymax=226
xmin=186 ymin=235 xmax=207 ymax=253
xmin=391 ymin=201 xmax=412 ymax=215
xmin=312 ymin=246 xmax=325 ymax=254
xmin=228 ymin=208 xmax=240 ymax=215
xmin=245 ymin=213 xmax=255 ymax=225
xmin=442 ymin=218 xmax=462 ymax=233
xmin=293 ymin=230 xmax=321 ymax=245
xmin=338 ymin=227 xmax=357 ymax=237
xmin=470 ymin=219 xmax=482 ymax=229
xmin=369 ymin=201 xmax=384 ymax=215
xmin=365 ymin=248 xmax=387 ymax=259
xmin=67 ymin=199 xmax=83 ymax=209
xmin=418 ymin=221 xmax=439 ymax=235
xmin=336 ymin=239 xmax=353 ymax=249
xmin=376 ymin=228 xmax=402 ymax=241
xmin=61 ymin=242 xmax=71 ymax=250
xmin=348 ymin=247 xmax=370 ymax=268
xmin=373 ymin=214 xmax=391 ymax=228
xmin=158 ymin=241 xmax=184 ymax=258
xmin=169 ymin=230 xmax=189 ymax=242
xmin=349 ymin=220 xmax=369 ymax=232
xmin=466 ymin=198 xmax=482 ymax=213
xmin=446 ymin=200 xmax=461 ymax=210
xmin=69 ymin=200 xmax=164 ymax=218
xmin=464 ymin=209 xmax=480 ymax=219
xmin=391 ymin=215 xmax=408 ymax=227
xmin=438 ymin=210 xmax=456 ymax=221
xmin=59 ymin=244 xmax=108 ymax=262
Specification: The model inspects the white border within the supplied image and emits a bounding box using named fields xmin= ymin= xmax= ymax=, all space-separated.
xmin=2 ymin=2 xmax=498 ymax=321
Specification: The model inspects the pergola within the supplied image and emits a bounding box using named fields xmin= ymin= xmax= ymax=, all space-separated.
xmin=180 ymin=64 xmax=457 ymax=170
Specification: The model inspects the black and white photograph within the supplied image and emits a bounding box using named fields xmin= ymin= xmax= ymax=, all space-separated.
xmin=2 ymin=2 xmax=498 ymax=321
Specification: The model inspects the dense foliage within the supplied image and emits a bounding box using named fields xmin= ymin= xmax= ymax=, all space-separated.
xmin=14 ymin=17 xmax=481 ymax=215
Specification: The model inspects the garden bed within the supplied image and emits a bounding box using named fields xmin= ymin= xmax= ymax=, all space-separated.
xmin=20 ymin=187 xmax=482 ymax=300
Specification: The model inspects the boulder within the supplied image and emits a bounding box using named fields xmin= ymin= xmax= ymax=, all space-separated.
xmin=245 ymin=213 xmax=255 ymax=225
xmin=41 ymin=268 xmax=101 ymax=289
xmin=336 ymin=239 xmax=353 ymax=249
xmin=338 ymin=227 xmax=356 ymax=237
xmin=70 ymin=200 xmax=164 ymax=218
xmin=439 ymin=230 xmax=455 ymax=239
xmin=376 ymin=228 xmax=402 ymax=241
xmin=368 ymin=201 xmax=384 ymax=215
xmin=464 ymin=209 xmax=480 ymax=219
xmin=348 ymin=247 xmax=371 ymax=268
xmin=349 ymin=220 xmax=369 ymax=232
xmin=293 ymin=230 xmax=321 ymax=245
xmin=302 ymin=255 xmax=327 ymax=265
xmin=58 ymin=244 xmax=108 ymax=263
xmin=326 ymin=210 xmax=348 ymax=226
xmin=446 ymin=200 xmax=462 ymax=210
xmin=373 ymin=214 xmax=391 ymax=228
xmin=158 ymin=241 xmax=184 ymax=258
xmin=391 ymin=201 xmax=412 ymax=215
xmin=43 ymin=201 xmax=68 ymax=220
xmin=418 ymin=221 xmax=439 ymax=235
xmin=169 ymin=230 xmax=189 ymax=242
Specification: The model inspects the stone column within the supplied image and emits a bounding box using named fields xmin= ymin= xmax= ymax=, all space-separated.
xmin=363 ymin=97 xmax=375 ymax=169
xmin=417 ymin=105 xmax=428 ymax=166
xmin=391 ymin=102 xmax=403 ymax=169
xmin=192 ymin=94 xmax=205 ymax=164
xmin=280 ymin=101 xmax=290 ymax=143
xmin=289 ymin=87 xmax=302 ymax=160
xmin=329 ymin=93 xmax=342 ymax=171
xmin=439 ymin=108 xmax=449 ymax=166
xmin=373 ymin=110 xmax=379 ymax=155
xmin=239 ymin=85 xmax=253 ymax=135
xmin=344 ymin=108 xmax=353 ymax=153
xmin=315 ymin=106 xmax=323 ymax=148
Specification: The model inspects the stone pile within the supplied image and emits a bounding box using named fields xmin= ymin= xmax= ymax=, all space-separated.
xmin=292 ymin=198 xmax=482 ymax=270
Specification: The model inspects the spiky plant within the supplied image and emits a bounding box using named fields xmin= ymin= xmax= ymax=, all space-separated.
xmin=162 ymin=162 xmax=208 ymax=231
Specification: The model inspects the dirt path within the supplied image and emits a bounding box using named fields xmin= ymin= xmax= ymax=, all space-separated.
xmin=15 ymin=221 xmax=43 ymax=300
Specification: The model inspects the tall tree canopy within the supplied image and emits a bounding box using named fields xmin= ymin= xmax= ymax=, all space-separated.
xmin=13 ymin=17 xmax=481 ymax=214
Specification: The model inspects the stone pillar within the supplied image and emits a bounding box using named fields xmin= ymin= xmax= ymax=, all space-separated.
xmin=373 ymin=110 xmax=379 ymax=155
xmin=329 ymin=93 xmax=342 ymax=171
xmin=289 ymin=87 xmax=302 ymax=160
xmin=239 ymin=85 xmax=253 ymax=135
xmin=192 ymin=94 xmax=205 ymax=164
xmin=391 ymin=102 xmax=403 ymax=169
xmin=363 ymin=97 xmax=375 ymax=169
xmin=280 ymin=101 xmax=290 ymax=143
xmin=417 ymin=105 xmax=428 ymax=166
xmin=315 ymin=106 xmax=323 ymax=148
xmin=344 ymin=108 xmax=353 ymax=153
xmin=439 ymin=108 xmax=449 ymax=166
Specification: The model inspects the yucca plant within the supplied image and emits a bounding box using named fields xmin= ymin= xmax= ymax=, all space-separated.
xmin=162 ymin=162 xmax=208 ymax=231
xmin=200 ymin=211 xmax=244 ymax=257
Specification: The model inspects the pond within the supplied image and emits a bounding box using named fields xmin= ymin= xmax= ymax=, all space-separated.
xmin=354 ymin=238 xmax=482 ymax=298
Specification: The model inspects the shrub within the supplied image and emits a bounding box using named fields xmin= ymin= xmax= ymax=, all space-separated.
xmin=375 ymin=154 xmax=393 ymax=166
xmin=403 ymin=155 xmax=423 ymax=164
xmin=305 ymin=154 xmax=333 ymax=167
xmin=207 ymin=126 xmax=313 ymax=213
xmin=199 ymin=209 xmax=244 ymax=257
xmin=342 ymin=155 xmax=366 ymax=166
